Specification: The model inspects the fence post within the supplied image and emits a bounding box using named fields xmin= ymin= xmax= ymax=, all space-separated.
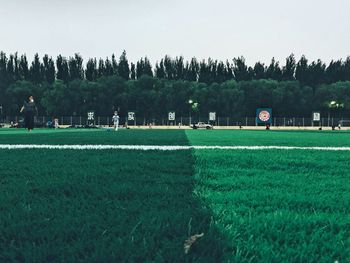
xmin=302 ymin=117 xmax=304 ymax=127
xmin=79 ymin=116 xmax=81 ymax=125
xmin=245 ymin=117 xmax=248 ymax=126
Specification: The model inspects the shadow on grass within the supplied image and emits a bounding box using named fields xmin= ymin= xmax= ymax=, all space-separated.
xmin=0 ymin=130 xmax=227 ymax=262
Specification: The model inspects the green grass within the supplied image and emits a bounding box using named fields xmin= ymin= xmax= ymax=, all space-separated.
xmin=192 ymin=149 xmax=350 ymax=262
xmin=0 ymin=128 xmax=349 ymax=262
xmin=0 ymin=131 xmax=224 ymax=262
xmin=0 ymin=129 xmax=188 ymax=145
xmin=186 ymin=129 xmax=350 ymax=146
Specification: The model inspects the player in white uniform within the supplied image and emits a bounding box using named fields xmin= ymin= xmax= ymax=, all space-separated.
xmin=112 ymin=111 xmax=120 ymax=131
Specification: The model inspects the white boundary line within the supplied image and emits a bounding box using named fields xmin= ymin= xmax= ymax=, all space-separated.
xmin=0 ymin=144 xmax=350 ymax=151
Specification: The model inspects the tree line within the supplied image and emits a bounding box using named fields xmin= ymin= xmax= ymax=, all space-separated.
xmin=1 ymin=51 xmax=349 ymax=118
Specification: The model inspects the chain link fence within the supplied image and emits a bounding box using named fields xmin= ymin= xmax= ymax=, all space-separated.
xmin=1 ymin=115 xmax=349 ymax=127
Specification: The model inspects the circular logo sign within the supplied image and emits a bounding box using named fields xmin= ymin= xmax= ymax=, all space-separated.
xmin=259 ymin=110 xmax=271 ymax=122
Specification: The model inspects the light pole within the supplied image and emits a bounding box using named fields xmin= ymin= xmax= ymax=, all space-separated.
xmin=188 ymin=99 xmax=193 ymax=125
xmin=328 ymin=100 xmax=344 ymax=127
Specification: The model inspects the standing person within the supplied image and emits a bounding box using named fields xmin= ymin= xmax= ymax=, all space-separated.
xmin=112 ymin=111 xmax=120 ymax=131
xmin=20 ymin=96 xmax=38 ymax=131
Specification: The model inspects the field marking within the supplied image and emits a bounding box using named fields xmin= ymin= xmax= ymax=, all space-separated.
xmin=1 ymin=144 xmax=350 ymax=151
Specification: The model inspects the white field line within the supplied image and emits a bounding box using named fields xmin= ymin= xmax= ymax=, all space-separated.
xmin=0 ymin=144 xmax=350 ymax=151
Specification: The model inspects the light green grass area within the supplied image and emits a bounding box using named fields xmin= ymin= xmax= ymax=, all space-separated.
xmin=192 ymin=149 xmax=350 ymax=262
xmin=0 ymin=129 xmax=349 ymax=262
xmin=186 ymin=129 xmax=350 ymax=147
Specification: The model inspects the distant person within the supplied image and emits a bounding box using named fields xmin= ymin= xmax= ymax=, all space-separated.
xmin=20 ymin=95 xmax=38 ymax=131
xmin=112 ymin=111 xmax=120 ymax=131
xmin=54 ymin=118 xmax=59 ymax=129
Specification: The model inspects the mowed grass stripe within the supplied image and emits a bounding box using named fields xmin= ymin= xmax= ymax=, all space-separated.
xmin=186 ymin=129 xmax=350 ymax=147
xmin=2 ymin=144 xmax=350 ymax=151
xmin=191 ymin=149 xmax=350 ymax=262
xmin=0 ymin=129 xmax=189 ymax=146
xmin=0 ymin=131 xmax=226 ymax=262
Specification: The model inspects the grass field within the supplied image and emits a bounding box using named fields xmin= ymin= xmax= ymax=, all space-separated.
xmin=0 ymin=128 xmax=349 ymax=262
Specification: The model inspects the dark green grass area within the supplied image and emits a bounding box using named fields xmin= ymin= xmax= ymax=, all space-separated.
xmin=193 ymin=149 xmax=350 ymax=262
xmin=0 ymin=129 xmax=188 ymax=145
xmin=0 ymin=148 xmax=228 ymax=262
xmin=186 ymin=129 xmax=350 ymax=147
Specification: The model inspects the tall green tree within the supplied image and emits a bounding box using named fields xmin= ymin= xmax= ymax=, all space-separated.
xmin=68 ymin=53 xmax=84 ymax=81
xmin=282 ymin=54 xmax=296 ymax=81
xmin=105 ymin=58 xmax=114 ymax=76
xmin=253 ymin=62 xmax=266 ymax=80
xmin=118 ymin=50 xmax=130 ymax=80
xmin=19 ymin=54 xmax=29 ymax=81
xmin=111 ymin=54 xmax=118 ymax=75
xmin=29 ymin=53 xmax=43 ymax=84
xmin=130 ymin=63 xmax=136 ymax=80
xmin=233 ymin=56 xmax=250 ymax=81
xmin=295 ymin=55 xmax=308 ymax=86
xmin=85 ymin=58 xmax=98 ymax=81
xmin=42 ymin=54 xmax=56 ymax=84
xmin=155 ymin=61 xmax=166 ymax=79
xmin=266 ymin=58 xmax=282 ymax=81
xmin=56 ymin=55 xmax=70 ymax=83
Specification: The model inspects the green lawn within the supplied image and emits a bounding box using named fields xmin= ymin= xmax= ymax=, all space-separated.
xmin=0 ymin=129 xmax=349 ymax=262
xmin=0 ymin=129 xmax=188 ymax=145
xmin=193 ymin=149 xmax=350 ymax=262
xmin=186 ymin=129 xmax=350 ymax=147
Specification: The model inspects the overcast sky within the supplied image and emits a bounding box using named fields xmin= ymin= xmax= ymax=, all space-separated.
xmin=0 ymin=0 xmax=349 ymax=66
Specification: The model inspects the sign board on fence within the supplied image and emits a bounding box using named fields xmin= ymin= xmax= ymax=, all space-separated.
xmin=87 ymin=111 xmax=94 ymax=121
xmin=209 ymin=112 xmax=216 ymax=121
xmin=168 ymin=112 xmax=175 ymax=121
xmin=128 ymin=112 xmax=135 ymax=121
xmin=312 ymin=112 xmax=321 ymax=122
xmin=256 ymin=108 xmax=272 ymax=124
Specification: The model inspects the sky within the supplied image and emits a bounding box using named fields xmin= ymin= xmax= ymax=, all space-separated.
xmin=0 ymin=0 xmax=349 ymax=66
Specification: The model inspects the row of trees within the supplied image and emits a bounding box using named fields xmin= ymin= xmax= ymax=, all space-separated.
xmin=1 ymin=51 xmax=349 ymax=118
xmin=1 ymin=51 xmax=350 ymax=86
xmin=3 ymin=75 xmax=350 ymax=118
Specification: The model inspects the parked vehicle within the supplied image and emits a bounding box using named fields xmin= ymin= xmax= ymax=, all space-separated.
xmin=191 ymin=122 xmax=213 ymax=129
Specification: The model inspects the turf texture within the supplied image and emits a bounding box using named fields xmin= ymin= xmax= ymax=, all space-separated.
xmin=0 ymin=128 xmax=349 ymax=262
